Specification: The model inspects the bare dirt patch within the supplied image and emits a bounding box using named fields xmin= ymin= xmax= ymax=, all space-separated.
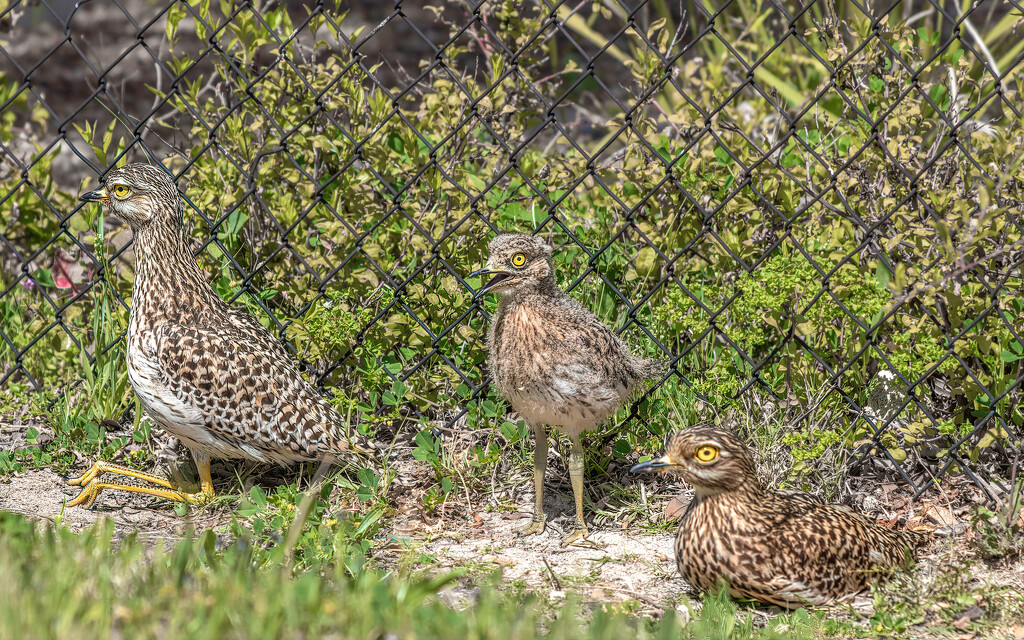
xmin=384 ymin=490 xmax=684 ymax=614
xmin=3 ymin=438 xmax=1021 ymax=634
xmin=0 ymin=467 xmax=223 ymax=543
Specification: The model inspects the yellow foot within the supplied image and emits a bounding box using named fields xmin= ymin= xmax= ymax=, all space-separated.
xmin=67 ymin=480 xmax=207 ymax=509
xmin=560 ymin=525 xmax=592 ymax=547
xmin=65 ymin=459 xmax=212 ymax=508
xmin=516 ymin=514 xmax=547 ymax=538
xmin=67 ymin=460 xmax=173 ymax=489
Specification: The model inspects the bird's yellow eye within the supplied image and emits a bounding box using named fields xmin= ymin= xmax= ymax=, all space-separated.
xmin=111 ymin=184 xmax=131 ymax=199
xmin=695 ymin=445 xmax=718 ymax=462
xmin=510 ymin=252 xmax=527 ymax=268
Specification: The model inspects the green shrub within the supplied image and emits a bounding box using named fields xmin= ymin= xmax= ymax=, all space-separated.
xmin=0 ymin=1 xmax=1020 ymax=485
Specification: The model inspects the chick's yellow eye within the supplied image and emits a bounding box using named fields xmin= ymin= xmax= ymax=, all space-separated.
xmin=111 ymin=184 xmax=131 ymax=199
xmin=695 ymin=445 xmax=718 ymax=462
xmin=510 ymin=252 xmax=527 ymax=268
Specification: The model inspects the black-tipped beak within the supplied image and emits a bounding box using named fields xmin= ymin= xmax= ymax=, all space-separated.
xmin=79 ymin=187 xmax=109 ymax=203
xmin=468 ymin=268 xmax=510 ymax=296
xmin=630 ymin=455 xmax=674 ymax=473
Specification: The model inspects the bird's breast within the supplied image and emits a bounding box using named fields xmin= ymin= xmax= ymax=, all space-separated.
xmin=127 ymin=330 xmax=207 ymax=440
xmin=490 ymin=305 xmax=552 ymax=388
xmin=676 ymin=497 xmax=773 ymax=587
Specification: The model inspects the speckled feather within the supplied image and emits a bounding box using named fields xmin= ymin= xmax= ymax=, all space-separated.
xmin=484 ymin=233 xmax=664 ymax=436
xmin=655 ymin=426 xmax=927 ymax=607
xmin=107 ymin=164 xmax=363 ymax=464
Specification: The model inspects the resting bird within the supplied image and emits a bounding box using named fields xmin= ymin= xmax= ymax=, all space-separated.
xmin=632 ymin=425 xmax=927 ymax=607
xmin=471 ymin=233 xmax=664 ymax=545
xmin=69 ymin=163 xmax=369 ymax=507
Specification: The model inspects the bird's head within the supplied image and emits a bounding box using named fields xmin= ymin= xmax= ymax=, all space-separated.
xmin=79 ymin=163 xmax=180 ymax=229
xmin=630 ymin=425 xmax=760 ymax=496
xmin=469 ymin=232 xmax=554 ymax=296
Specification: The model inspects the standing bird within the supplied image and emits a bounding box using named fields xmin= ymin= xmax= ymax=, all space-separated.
xmin=70 ymin=163 xmax=369 ymax=507
xmin=471 ymin=233 xmax=664 ymax=546
xmin=632 ymin=425 xmax=927 ymax=607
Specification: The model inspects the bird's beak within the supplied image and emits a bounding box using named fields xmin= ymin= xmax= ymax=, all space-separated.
xmin=630 ymin=455 xmax=676 ymax=473
xmin=468 ymin=267 xmax=510 ymax=296
xmin=79 ymin=187 xmax=109 ymax=203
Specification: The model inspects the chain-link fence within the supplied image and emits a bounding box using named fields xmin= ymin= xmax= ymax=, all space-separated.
xmin=1 ymin=0 xmax=1022 ymax=502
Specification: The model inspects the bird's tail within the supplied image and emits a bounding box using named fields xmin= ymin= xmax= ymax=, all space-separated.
xmin=322 ymin=422 xmax=382 ymax=460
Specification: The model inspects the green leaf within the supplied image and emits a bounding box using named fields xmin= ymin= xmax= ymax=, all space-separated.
xmin=713 ymin=145 xmax=733 ymax=166
xmin=874 ymin=261 xmax=892 ymax=289
xmin=386 ymin=133 xmax=404 ymax=154
xmin=999 ymin=349 xmax=1022 ymax=363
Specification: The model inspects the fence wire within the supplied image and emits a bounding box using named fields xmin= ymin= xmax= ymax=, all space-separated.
xmin=1 ymin=0 xmax=1022 ymax=503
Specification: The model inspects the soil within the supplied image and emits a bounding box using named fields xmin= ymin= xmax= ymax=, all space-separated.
xmin=0 ymin=419 xmax=225 ymax=540
xmin=380 ymin=487 xmax=684 ymax=616
xmin=1 ymin=417 xmax=1022 ymax=631
xmin=0 ymin=469 xmax=193 ymax=539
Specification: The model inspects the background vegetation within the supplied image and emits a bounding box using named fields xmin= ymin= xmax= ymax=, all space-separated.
xmin=2 ymin=0 xmax=1020 ymax=487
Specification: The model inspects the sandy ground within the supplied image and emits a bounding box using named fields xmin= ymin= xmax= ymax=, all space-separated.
xmin=2 ymin=427 xmax=1022 ymax=631
xmin=1 ymin=459 xmax=683 ymax=615
xmin=383 ymin=489 xmax=685 ymax=614
xmin=0 ymin=469 xmax=227 ymax=542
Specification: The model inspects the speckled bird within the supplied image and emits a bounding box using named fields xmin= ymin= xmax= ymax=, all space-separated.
xmin=632 ymin=425 xmax=928 ymax=607
xmin=471 ymin=233 xmax=664 ymax=546
xmin=69 ymin=163 xmax=369 ymax=507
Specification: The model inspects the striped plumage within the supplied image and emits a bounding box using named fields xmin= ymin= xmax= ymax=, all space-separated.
xmin=632 ymin=426 xmax=927 ymax=607
xmin=474 ymin=233 xmax=664 ymax=545
xmin=69 ymin=163 xmax=367 ymax=507
xmin=485 ymin=235 xmax=662 ymax=437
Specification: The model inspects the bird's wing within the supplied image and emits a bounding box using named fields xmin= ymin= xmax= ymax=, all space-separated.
xmin=548 ymin=309 xmax=638 ymax=396
xmin=741 ymin=577 xmax=832 ymax=608
xmin=153 ymin=322 xmax=360 ymax=462
xmin=763 ymin=501 xmax=916 ymax=598
xmin=543 ymin=361 xmax=622 ymax=407
xmin=774 ymin=488 xmax=854 ymax=509
xmin=222 ymin=305 xmax=294 ymax=360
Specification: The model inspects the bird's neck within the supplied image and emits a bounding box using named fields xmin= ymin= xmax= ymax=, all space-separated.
xmin=692 ymin=479 xmax=767 ymax=504
xmin=130 ymin=217 xmax=222 ymax=323
xmin=503 ymin=275 xmax=560 ymax=301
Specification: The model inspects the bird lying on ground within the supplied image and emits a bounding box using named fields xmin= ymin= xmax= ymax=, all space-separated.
xmin=632 ymin=425 xmax=928 ymax=607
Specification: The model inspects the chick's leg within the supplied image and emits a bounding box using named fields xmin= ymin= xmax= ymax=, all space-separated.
xmin=560 ymin=434 xmax=590 ymax=546
xmin=517 ymin=422 xmax=547 ymax=537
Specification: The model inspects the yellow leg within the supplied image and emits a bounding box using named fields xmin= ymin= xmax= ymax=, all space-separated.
xmin=517 ymin=422 xmax=547 ymax=537
xmin=66 ymin=452 xmax=215 ymax=508
xmin=194 ymin=451 xmax=215 ymax=496
xmin=561 ymin=435 xmax=591 ymax=547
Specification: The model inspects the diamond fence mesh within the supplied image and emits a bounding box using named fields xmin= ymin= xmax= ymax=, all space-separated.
xmin=0 ymin=0 xmax=1022 ymax=502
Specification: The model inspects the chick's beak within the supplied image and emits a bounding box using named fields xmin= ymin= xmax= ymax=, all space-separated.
xmin=468 ymin=267 xmax=510 ymax=296
xmin=630 ymin=455 xmax=676 ymax=473
xmin=79 ymin=187 xmax=109 ymax=203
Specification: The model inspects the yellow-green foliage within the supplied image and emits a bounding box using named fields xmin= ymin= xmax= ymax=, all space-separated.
xmin=0 ymin=1 xmax=1021 ymax=469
